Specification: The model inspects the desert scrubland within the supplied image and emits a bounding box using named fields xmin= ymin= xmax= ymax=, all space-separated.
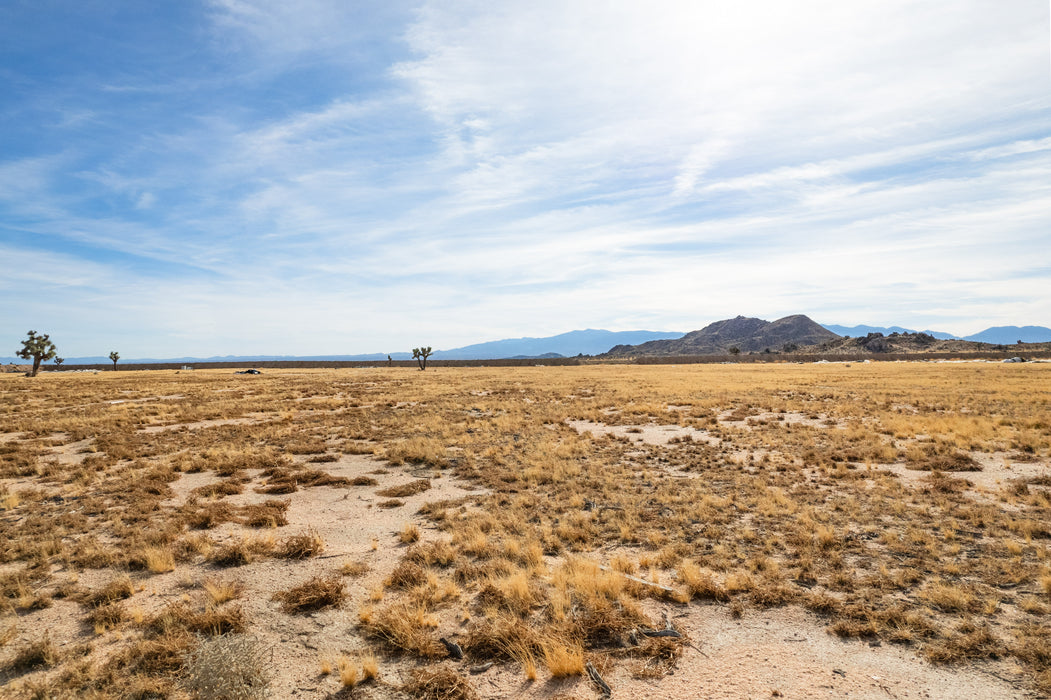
xmin=1 ymin=362 xmax=1050 ymax=699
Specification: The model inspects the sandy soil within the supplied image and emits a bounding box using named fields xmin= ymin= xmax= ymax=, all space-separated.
xmin=566 ymin=420 xmax=720 ymax=446
xmin=471 ymin=605 xmax=1031 ymax=700
xmin=2 ymin=418 xmax=1046 ymax=699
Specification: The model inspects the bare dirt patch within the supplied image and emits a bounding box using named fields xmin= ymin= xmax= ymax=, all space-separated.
xmin=475 ymin=605 xmax=1028 ymax=699
xmin=139 ymin=415 xmax=269 ymax=434
xmin=567 ymin=419 xmax=719 ymax=446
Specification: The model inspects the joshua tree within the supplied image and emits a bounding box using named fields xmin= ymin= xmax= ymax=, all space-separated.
xmin=109 ymin=351 xmax=120 ymax=371
xmin=54 ymin=357 xmax=64 ymax=366
xmin=16 ymin=330 xmax=57 ymax=377
xmin=728 ymin=346 xmax=741 ymax=356
xmin=412 ymin=347 xmax=433 ymax=371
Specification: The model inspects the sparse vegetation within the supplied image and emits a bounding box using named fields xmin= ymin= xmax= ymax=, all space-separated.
xmin=273 ymin=576 xmax=345 ymax=614
xmin=412 ymin=346 xmax=433 ymax=371
xmin=183 ymin=634 xmax=272 ymax=700
xmin=16 ymin=330 xmax=57 ymax=377
xmin=1 ymin=362 xmax=1050 ymax=696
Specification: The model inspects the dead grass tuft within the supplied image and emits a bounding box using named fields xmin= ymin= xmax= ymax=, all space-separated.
xmin=145 ymin=601 xmax=246 ymax=636
xmin=402 ymin=666 xmax=478 ymax=700
xmin=542 ymin=637 xmax=586 ymax=677
xmin=340 ymin=560 xmax=371 ymax=577
xmin=184 ymin=633 xmax=272 ymax=700
xmin=202 ymin=577 xmax=245 ymax=605
xmin=376 ymin=479 xmax=432 ymax=498
xmin=83 ymin=574 xmax=135 ymax=607
xmin=925 ymin=621 xmax=1005 ymax=663
xmin=386 ymin=561 xmax=427 ymax=590
xmin=360 ymin=600 xmax=444 ymax=657
xmin=5 ymin=634 xmax=60 ymax=672
xmin=208 ymin=541 xmax=253 ymax=567
xmin=908 ymin=450 xmax=981 ymax=472
xmin=241 ymin=499 xmax=290 ymax=528
xmin=273 ymin=576 xmax=345 ymax=614
xmin=278 ymin=529 xmax=325 ymax=559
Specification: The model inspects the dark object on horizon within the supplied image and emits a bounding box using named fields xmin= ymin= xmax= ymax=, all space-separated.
xmin=109 ymin=350 xmax=120 ymax=371
xmin=235 ymin=369 xmax=262 ymax=375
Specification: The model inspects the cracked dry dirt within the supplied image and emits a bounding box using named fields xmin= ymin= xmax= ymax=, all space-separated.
xmin=1 ymin=363 xmax=1050 ymax=699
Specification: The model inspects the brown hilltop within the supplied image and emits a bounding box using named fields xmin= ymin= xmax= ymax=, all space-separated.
xmin=603 ymin=314 xmax=839 ymax=356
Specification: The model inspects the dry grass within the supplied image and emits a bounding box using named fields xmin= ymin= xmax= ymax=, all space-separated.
xmin=202 ymin=577 xmax=245 ymax=605
xmin=83 ymin=574 xmax=135 ymax=607
xmin=340 ymin=559 xmax=371 ymax=577
xmin=399 ymin=522 xmax=422 ymax=544
xmin=377 ymin=478 xmax=432 ymax=498
xmin=5 ymin=634 xmax=60 ymax=672
xmin=360 ymin=600 xmax=444 ymax=657
xmin=273 ymin=576 xmax=345 ymax=614
xmin=183 ymin=634 xmax=272 ymax=700
xmin=278 ymin=528 xmax=325 ymax=559
xmin=542 ymin=637 xmax=586 ymax=677
xmin=3 ymin=363 xmax=1051 ymax=695
xmin=402 ymin=667 xmax=478 ymax=700
xmin=337 ymin=655 xmax=358 ymax=687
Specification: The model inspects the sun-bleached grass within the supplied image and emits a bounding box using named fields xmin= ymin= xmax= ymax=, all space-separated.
xmin=3 ymin=362 xmax=1051 ymax=696
xmin=272 ymin=576 xmax=345 ymax=614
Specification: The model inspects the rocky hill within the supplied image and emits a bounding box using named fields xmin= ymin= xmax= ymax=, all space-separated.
xmin=603 ymin=315 xmax=839 ymax=356
xmin=809 ymin=332 xmax=1051 ymax=355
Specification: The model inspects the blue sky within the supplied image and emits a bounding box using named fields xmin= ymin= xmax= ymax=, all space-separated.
xmin=1 ymin=1 xmax=1049 ymax=357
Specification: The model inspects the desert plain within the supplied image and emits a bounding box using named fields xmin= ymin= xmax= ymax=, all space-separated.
xmin=1 ymin=361 xmax=1050 ymax=699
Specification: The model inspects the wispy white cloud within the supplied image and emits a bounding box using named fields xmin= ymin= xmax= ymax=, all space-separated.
xmin=0 ymin=0 xmax=1048 ymax=356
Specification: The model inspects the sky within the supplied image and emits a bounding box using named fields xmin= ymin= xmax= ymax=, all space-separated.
xmin=1 ymin=1 xmax=1049 ymax=358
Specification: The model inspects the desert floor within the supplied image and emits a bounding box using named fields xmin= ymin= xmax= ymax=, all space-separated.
xmin=2 ymin=362 xmax=1050 ymax=699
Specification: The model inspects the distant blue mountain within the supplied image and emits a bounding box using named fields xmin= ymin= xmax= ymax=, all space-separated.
xmin=962 ymin=326 xmax=1051 ymax=344
xmin=821 ymin=324 xmax=958 ymax=340
xmin=0 ymin=353 xmax=413 ymax=365
xmin=1 ymin=329 xmax=684 ymax=365
xmin=432 ymin=329 xmax=683 ymax=360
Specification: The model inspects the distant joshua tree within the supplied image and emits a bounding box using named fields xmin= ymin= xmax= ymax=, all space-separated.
xmin=16 ymin=330 xmax=57 ymax=377
xmin=412 ymin=347 xmax=433 ymax=371
xmin=109 ymin=351 xmax=120 ymax=371
xmin=728 ymin=346 xmax=741 ymax=356
xmin=54 ymin=357 xmax=64 ymax=366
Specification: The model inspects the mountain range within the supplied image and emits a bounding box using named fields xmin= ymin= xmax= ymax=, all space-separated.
xmin=4 ymin=321 xmax=1049 ymax=366
xmin=1 ymin=329 xmax=683 ymax=365
xmin=821 ymin=324 xmax=957 ymax=340
xmin=821 ymin=323 xmax=1051 ymax=344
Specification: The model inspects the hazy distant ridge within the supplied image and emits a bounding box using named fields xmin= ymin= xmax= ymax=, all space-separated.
xmin=822 ymin=323 xmax=1051 ymax=343
xmin=961 ymin=326 xmax=1051 ymax=344
xmin=5 ymin=323 xmax=1049 ymax=366
xmin=821 ymin=324 xmax=958 ymax=340
xmin=431 ymin=329 xmax=682 ymax=360
xmin=1 ymin=329 xmax=683 ymax=365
